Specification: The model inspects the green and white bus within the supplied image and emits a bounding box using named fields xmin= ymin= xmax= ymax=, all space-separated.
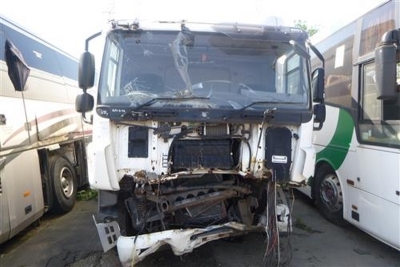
xmin=306 ymin=0 xmax=400 ymax=251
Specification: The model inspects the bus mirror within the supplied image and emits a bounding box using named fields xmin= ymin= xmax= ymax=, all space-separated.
xmin=375 ymin=43 xmax=397 ymax=100
xmin=79 ymin=51 xmax=95 ymax=90
xmin=5 ymin=39 xmax=30 ymax=92
xmin=312 ymin=68 xmax=325 ymax=103
xmin=313 ymin=103 xmax=326 ymax=131
xmin=75 ymin=92 xmax=94 ymax=113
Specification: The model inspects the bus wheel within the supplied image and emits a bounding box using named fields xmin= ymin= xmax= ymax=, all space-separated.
xmin=49 ymin=156 xmax=77 ymax=214
xmin=315 ymin=164 xmax=346 ymax=226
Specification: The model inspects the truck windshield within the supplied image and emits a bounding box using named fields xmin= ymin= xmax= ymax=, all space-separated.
xmin=98 ymin=26 xmax=310 ymax=110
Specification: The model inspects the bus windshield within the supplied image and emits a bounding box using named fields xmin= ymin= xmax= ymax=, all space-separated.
xmin=98 ymin=27 xmax=310 ymax=111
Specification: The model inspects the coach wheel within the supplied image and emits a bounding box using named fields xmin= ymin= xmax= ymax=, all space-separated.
xmin=49 ymin=156 xmax=77 ymax=214
xmin=315 ymin=164 xmax=346 ymax=226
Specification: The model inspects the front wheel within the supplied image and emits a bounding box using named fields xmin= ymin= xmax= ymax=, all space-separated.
xmin=49 ymin=156 xmax=77 ymax=214
xmin=314 ymin=164 xmax=346 ymax=226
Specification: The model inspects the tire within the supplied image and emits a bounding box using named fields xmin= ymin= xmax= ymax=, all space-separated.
xmin=49 ymin=156 xmax=77 ymax=214
xmin=314 ymin=164 xmax=347 ymax=226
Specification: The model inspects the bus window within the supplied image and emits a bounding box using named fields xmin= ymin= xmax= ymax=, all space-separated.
xmin=362 ymin=63 xmax=381 ymax=121
xmin=359 ymin=62 xmax=400 ymax=146
xmin=323 ymin=42 xmax=353 ymax=108
xmin=359 ymin=1 xmax=395 ymax=56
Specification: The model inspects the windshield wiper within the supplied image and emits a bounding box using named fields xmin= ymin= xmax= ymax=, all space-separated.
xmin=121 ymin=96 xmax=210 ymax=118
xmin=121 ymin=97 xmax=172 ymax=118
xmin=239 ymin=101 xmax=293 ymax=111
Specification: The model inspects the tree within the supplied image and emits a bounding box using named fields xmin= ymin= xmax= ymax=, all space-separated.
xmin=294 ymin=20 xmax=319 ymax=37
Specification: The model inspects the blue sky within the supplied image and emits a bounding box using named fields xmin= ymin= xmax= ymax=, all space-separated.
xmin=1 ymin=0 xmax=386 ymax=58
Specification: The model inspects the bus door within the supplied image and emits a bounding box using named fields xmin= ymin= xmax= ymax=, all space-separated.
xmin=353 ymin=60 xmax=400 ymax=247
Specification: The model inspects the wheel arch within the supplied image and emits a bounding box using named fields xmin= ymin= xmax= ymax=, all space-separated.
xmin=38 ymin=140 xmax=89 ymax=212
xmin=313 ymin=160 xmax=348 ymax=226
xmin=311 ymin=159 xmax=336 ymax=199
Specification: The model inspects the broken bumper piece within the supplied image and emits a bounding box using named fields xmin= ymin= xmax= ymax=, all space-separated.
xmin=93 ymin=204 xmax=291 ymax=266
xmin=117 ymin=222 xmax=260 ymax=266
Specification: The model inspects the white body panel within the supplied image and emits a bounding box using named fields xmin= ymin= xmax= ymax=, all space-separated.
xmin=306 ymin=0 xmax=400 ymax=252
xmin=0 ymin=15 xmax=91 ymax=244
xmin=313 ymin=105 xmax=400 ymax=251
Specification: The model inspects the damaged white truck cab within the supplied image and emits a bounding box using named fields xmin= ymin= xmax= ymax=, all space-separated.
xmin=76 ymin=19 xmax=325 ymax=266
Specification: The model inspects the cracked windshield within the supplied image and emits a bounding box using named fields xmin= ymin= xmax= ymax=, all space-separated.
xmin=99 ymin=25 xmax=310 ymax=110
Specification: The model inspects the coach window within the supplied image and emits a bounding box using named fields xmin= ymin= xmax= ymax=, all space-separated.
xmin=359 ymin=62 xmax=400 ymax=147
xmin=359 ymin=0 xmax=394 ymax=56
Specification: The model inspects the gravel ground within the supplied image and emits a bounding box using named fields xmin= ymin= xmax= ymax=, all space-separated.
xmin=1 ymin=191 xmax=399 ymax=267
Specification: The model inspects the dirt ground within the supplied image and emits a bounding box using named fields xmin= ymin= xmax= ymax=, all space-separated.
xmin=0 ymin=190 xmax=399 ymax=267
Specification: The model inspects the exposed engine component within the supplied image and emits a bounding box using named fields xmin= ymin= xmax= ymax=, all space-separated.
xmin=121 ymin=174 xmax=266 ymax=234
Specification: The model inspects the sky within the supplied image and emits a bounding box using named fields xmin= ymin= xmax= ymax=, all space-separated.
xmin=1 ymin=0 xmax=387 ymax=58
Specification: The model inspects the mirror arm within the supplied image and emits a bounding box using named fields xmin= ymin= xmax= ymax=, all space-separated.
xmin=307 ymin=40 xmax=325 ymax=68
xmin=85 ymin=31 xmax=102 ymax=51
xmin=82 ymin=113 xmax=93 ymax=125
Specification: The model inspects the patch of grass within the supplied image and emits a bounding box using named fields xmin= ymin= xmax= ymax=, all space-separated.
xmin=77 ymin=189 xmax=98 ymax=201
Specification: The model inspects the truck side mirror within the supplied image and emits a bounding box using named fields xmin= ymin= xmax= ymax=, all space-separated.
xmin=76 ymin=92 xmax=94 ymax=113
xmin=311 ymin=68 xmax=325 ymax=130
xmin=311 ymin=68 xmax=324 ymax=103
xmin=79 ymin=51 xmax=95 ymax=90
xmin=375 ymin=29 xmax=399 ymax=101
xmin=375 ymin=43 xmax=398 ymax=100
xmin=75 ymin=92 xmax=94 ymax=124
xmin=313 ymin=103 xmax=326 ymax=131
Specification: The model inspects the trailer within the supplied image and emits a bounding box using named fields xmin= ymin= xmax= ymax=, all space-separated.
xmin=75 ymin=18 xmax=325 ymax=266
xmin=0 ymin=15 xmax=91 ymax=244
